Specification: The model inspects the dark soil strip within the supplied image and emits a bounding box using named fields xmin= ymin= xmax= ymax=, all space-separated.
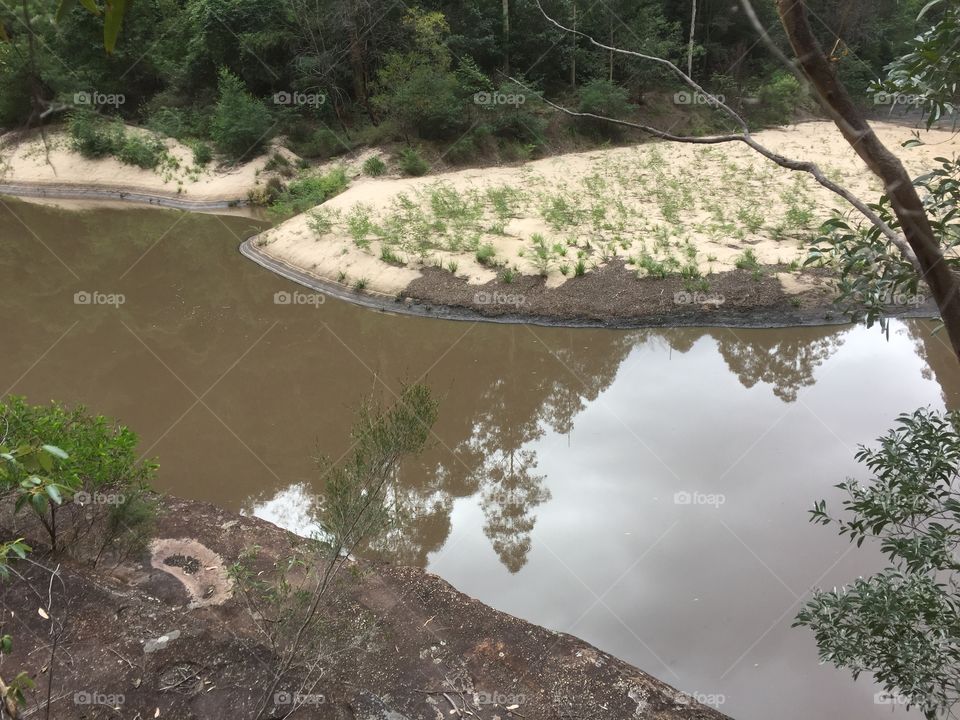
xmin=242 ymin=239 xmax=938 ymax=329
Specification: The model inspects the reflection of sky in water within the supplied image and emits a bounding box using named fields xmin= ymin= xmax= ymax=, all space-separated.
xmin=244 ymin=482 xmax=324 ymax=538
xmin=426 ymin=321 xmax=938 ymax=720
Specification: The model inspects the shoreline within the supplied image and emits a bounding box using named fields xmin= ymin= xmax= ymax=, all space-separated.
xmin=241 ymin=237 xmax=937 ymax=330
xmin=0 ymin=181 xmax=247 ymax=212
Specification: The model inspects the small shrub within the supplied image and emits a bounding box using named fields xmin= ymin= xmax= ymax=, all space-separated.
xmin=380 ymin=246 xmax=404 ymax=265
xmin=286 ymin=126 xmax=346 ymax=159
xmin=752 ymin=71 xmax=804 ymax=126
xmin=353 ymin=277 xmax=368 ymax=291
xmin=68 ymin=111 xmax=121 ymax=158
xmin=363 ymin=156 xmax=387 ymax=177
xmin=117 ymin=133 xmax=167 ymax=169
xmin=269 ymin=167 xmax=349 ymax=218
xmin=191 ymin=141 xmax=213 ymax=166
xmin=574 ymin=259 xmax=587 ymax=277
xmin=265 ymin=151 xmax=295 ymax=177
xmin=577 ymin=79 xmax=633 ymax=138
xmin=735 ymin=249 xmax=761 ymax=271
xmin=307 ymin=208 xmax=339 ymax=236
xmin=475 ymin=243 xmax=496 ymax=266
xmin=398 ymin=147 xmax=429 ymax=177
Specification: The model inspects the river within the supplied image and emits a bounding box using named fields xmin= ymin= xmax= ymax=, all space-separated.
xmin=3 ymin=197 xmax=954 ymax=719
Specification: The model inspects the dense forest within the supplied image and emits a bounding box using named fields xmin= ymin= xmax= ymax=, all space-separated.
xmin=0 ymin=0 xmax=935 ymax=167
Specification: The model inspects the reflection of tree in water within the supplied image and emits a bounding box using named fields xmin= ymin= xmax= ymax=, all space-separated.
xmin=452 ymin=332 xmax=635 ymax=572
xmin=902 ymin=320 xmax=960 ymax=411
xmin=480 ymin=449 xmax=550 ymax=573
xmin=712 ymin=327 xmax=848 ymax=402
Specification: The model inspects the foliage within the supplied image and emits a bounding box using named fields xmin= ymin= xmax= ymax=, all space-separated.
xmin=879 ymin=0 xmax=959 ymax=128
xmin=285 ymin=126 xmax=346 ymax=159
xmin=191 ymin=140 xmax=213 ymax=166
xmin=806 ymin=156 xmax=960 ymax=327
xmin=117 ymin=131 xmax=167 ymax=169
xmin=577 ymin=79 xmax=633 ymax=139
xmin=231 ymin=384 xmax=438 ymax=715
xmin=268 ymin=166 xmax=348 ymax=218
xmin=210 ymin=68 xmax=273 ymax=160
xmin=397 ymin=147 xmax=429 ymax=177
xmin=0 ymin=397 xmax=156 ymax=558
xmin=751 ymin=71 xmax=804 ymax=126
xmin=319 ymin=383 xmax=438 ymax=549
xmin=362 ymin=155 xmax=387 ymax=177
xmin=68 ymin=110 xmax=122 ymax=158
xmin=0 ymin=443 xmax=73 ymax=549
xmin=795 ymin=409 xmax=960 ymax=719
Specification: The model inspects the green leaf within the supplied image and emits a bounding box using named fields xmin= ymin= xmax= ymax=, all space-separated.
xmin=103 ymin=0 xmax=127 ymax=54
xmin=45 ymin=484 xmax=62 ymax=505
xmin=57 ymin=0 xmax=101 ymax=20
xmin=55 ymin=0 xmax=77 ymax=20
xmin=41 ymin=445 xmax=68 ymax=460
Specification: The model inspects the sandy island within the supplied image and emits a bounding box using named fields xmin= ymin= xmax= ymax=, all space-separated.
xmin=245 ymin=120 xmax=955 ymax=326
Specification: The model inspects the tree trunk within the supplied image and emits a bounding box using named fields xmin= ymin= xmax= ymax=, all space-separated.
xmin=687 ymin=0 xmax=697 ymax=79
xmin=502 ymin=0 xmax=510 ymax=76
xmin=776 ymin=0 xmax=960 ymax=361
xmin=347 ymin=1 xmax=375 ymax=123
xmin=608 ymin=12 xmax=614 ymax=81
xmin=570 ymin=3 xmax=577 ymax=88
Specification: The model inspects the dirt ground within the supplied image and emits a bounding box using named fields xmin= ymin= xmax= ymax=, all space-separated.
xmin=0 ymin=496 xmax=729 ymax=720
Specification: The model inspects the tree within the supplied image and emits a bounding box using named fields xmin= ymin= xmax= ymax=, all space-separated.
xmin=54 ymin=0 xmax=129 ymax=54
xmin=237 ymin=383 xmax=439 ymax=719
xmin=210 ymin=67 xmax=274 ymax=160
xmin=795 ymin=409 xmax=960 ymax=719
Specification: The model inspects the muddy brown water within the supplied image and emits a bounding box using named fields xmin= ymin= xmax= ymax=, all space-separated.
xmin=4 ymin=198 xmax=956 ymax=720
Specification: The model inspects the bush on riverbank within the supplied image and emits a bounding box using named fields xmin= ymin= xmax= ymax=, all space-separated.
xmin=68 ymin=111 xmax=170 ymax=170
xmin=0 ymin=397 xmax=157 ymax=562
xmin=262 ymin=166 xmax=349 ymax=218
